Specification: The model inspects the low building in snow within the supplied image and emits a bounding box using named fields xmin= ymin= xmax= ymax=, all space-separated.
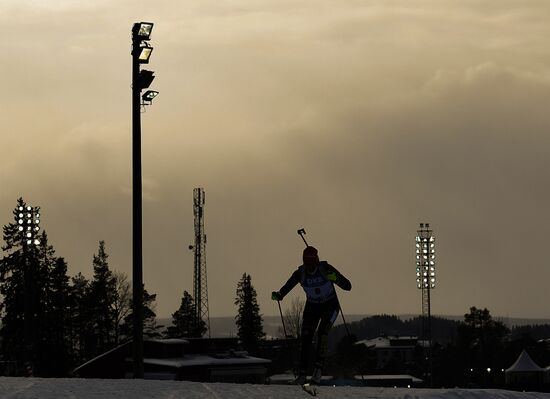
xmin=73 ymin=338 xmax=270 ymax=383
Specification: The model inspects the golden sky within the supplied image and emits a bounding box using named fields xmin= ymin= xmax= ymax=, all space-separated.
xmin=2 ymin=1 xmax=550 ymax=319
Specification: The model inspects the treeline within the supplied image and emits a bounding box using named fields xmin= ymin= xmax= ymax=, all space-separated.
xmin=0 ymin=198 xmax=207 ymax=377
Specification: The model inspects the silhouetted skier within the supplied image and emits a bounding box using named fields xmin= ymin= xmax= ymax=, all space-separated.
xmin=272 ymin=246 xmax=351 ymax=385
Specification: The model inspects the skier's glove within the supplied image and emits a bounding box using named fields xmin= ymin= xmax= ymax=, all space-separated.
xmin=271 ymin=291 xmax=283 ymax=301
xmin=325 ymin=271 xmax=338 ymax=282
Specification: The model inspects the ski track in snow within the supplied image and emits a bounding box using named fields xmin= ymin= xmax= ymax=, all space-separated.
xmin=0 ymin=378 xmax=547 ymax=399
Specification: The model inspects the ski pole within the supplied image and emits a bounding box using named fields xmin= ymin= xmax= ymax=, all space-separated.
xmin=277 ymin=299 xmax=296 ymax=378
xmin=297 ymin=228 xmax=309 ymax=247
xmin=338 ymin=302 xmax=366 ymax=385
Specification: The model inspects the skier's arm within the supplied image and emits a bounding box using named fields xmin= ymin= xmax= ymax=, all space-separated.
xmin=325 ymin=264 xmax=352 ymax=291
xmin=277 ymin=269 xmax=301 ymax=299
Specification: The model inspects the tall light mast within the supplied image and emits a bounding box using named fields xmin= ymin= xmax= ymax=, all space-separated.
xmin=415 ymin=222 xmax=435 ymax=386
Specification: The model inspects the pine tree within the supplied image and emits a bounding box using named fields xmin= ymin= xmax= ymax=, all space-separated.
xmin=234 ymin=273 xmax=265 ymax=353
xmin=121 ymin=285 xmax=161 ymax=340
xmin=165 ymin=291 xmax=206 ymax=338
xmin=89 ymin=241 xmax=116 ymax=355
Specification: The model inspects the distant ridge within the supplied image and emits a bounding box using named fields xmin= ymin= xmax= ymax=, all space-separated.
xmin=157 ymin=315 xmax=550 ymax=339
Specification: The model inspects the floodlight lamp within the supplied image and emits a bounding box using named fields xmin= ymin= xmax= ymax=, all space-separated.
xmin=18 ymin=226 xmax=23 ymax=231
xmin=19 ymin=207 xmax=23 ymax=211
xmin=27 ymin=240 xmax=32 ymax=245
xmin=34 ymin=227 xmax=39 ymax=231
xmin=134 ymin=22 xmax=154 ymax=40
xmin=27 ymin=213 xmax=31 ymax=218
xmin=415 ymin=236 xmax=420 ymax=242
xmin=137 ymin=69 xmax=155 ymax=89
xmin=27 ymin=207 xmax=31 ymax=211
xmin=431 ymin=284 xmax=435 ymax=288
xmin=18 ymin=220 xmax=23 ymax=225
xmin=138 ymin=45 xmax=153 ymax=64
xmin=430 ymin=237 xmax=434 ymax=242
xmin=34 ymin=239 xmax=40 ymax=245
xmin=26 ymin=233 xmax=31 ymax=238
xmin=142 ymin=90 xmax=159 ymax=103
xmin=35 ymin=219 xmax=40 ymax=224
xmin=417 ymin=284 xmax=421 ymax=288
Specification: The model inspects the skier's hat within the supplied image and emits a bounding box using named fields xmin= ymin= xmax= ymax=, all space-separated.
xmin=303 ymin=246 xmax=318 ymax=260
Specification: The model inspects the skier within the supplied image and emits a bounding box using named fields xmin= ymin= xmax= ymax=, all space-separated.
xmin=271 ymin=246 xmax=352 ymax=385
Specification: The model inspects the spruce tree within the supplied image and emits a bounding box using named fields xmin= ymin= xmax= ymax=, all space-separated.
xmin=89 ymin=241 xmax=116 ymax=355
xmin=0 ymin=198 xmax=35 ymax=368
xmin=39 ymin=255 xmax=71 ymax=376
xmin=234 ymin=273 xmax=265 ymax=353
xmin=68 ymin=272 xmax=93 ymax=363
xmin=166 ymin=291 xmax=206 ymax=338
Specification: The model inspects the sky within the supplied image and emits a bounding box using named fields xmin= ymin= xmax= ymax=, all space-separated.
xmin=2 ymin=1 xmax=550 ymax=319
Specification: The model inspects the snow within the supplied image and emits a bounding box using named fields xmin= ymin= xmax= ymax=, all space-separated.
xmin=0 ymin=377 xmax=547 ymax=399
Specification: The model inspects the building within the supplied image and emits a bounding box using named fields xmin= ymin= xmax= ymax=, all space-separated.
xmin=73 ymin=338 xmax=270 ymax=383
xmin=355 ymin=336 xmax=418 ymax=371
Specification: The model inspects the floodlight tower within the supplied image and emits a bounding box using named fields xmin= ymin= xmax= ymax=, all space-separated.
xmin=18 ymin=204 xmax=41 ymax=366
xmin=415 ymin=222 xmax=435 ymax=386
xmin=190 ymin=188 xmax=211 ymax=337
xmin=131 ymin=21 xmax=159 ymax=379
xmin=17 ymin=205 xmax=41 ymax=246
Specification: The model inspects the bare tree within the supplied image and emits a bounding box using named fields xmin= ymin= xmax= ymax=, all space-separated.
xmin=284 ymin=297 xmax=305 ymax=339
xmin=112 ymin=271 xmax=131 ymax=345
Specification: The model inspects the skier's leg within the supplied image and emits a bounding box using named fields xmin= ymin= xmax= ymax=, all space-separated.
xmin=312 ymin=304 xmax=339 ymax=380
xmin=298 ymin=302 xmax=321 ymax=378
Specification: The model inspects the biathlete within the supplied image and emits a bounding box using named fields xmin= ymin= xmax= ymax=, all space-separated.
xmin=271 ymin=246 xmax=351 ymax=385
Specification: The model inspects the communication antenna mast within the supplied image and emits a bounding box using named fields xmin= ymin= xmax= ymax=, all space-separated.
xmin=190 ymin=188 xmax=210 ymax=337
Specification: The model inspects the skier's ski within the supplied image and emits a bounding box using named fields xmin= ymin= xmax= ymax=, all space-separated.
xmin=302 ymin=383 xmax=318 ymax=396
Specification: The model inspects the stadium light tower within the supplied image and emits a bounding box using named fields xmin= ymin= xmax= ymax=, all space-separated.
xmin=17 ymin=206 xmax=41 ymax=246
xmin=131 ymin=21 xmax=159 ymax=379
xmin=415 ymin=222 xmax=435 ymax=386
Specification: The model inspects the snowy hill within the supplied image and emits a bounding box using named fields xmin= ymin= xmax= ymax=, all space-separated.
xmin=0 ymin=378 xmax=546 ymax=399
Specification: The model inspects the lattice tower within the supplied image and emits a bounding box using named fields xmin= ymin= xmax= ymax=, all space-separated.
xmin=193 ymin=188 xmax=210 ymax=337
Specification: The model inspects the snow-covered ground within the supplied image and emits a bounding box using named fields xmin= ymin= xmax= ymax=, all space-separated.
xmin=0 ymin=378 xmax=547 ymax=399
